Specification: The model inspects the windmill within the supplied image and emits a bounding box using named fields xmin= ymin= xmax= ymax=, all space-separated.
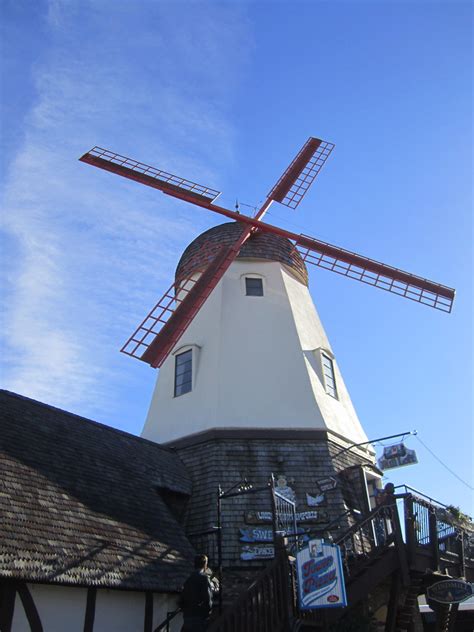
xmin=79 ymin=137 xmax=455 ymax=371
xmin=79 ymin=140 xmax=461 ymax=594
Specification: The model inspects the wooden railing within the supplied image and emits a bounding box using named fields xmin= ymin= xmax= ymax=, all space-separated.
xmin=207 ymin=540 xmax=292 ymax=632
xmin=153 ymin=607 xmax=181 ymax=632
xmin=399 ymin=486 xmax=473 ymax=578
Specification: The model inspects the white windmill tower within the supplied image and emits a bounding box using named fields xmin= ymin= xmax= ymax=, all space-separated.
xmin=79 ymin=138 xmax=453 ymax=445
xmin=80 ymin=139 xmax=455 ymax=564
xmin=141 ymin=220 xmax=371 ymax=447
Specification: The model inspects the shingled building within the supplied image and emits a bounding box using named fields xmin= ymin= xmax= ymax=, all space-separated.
xmin=0 ymin=390 xmax=194 ymax=632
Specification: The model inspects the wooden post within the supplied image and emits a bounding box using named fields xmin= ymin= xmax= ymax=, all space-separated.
xmin=447 ymin=603 xmax=460 ymax=632
xmin=458 ymin=531 xmax=466 ymax=578
xmin=217 ymin=485 xmax=223 ymax=615
xmin=428 ymin=509 xmax=440 ymax=572
xmin=386 ymin=486 xmax=410 ymax=587
xmin=385 ymin=571 xmax=402 ymax=632
xmin=404 ymin=495 xmax=417 ymax=565
xmin=269 ymin=473 xmax=279 ymax=551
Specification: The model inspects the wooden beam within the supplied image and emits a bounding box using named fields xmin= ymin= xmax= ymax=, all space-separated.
xmin=0 ymin=580 xmax=16 ymax=632
xmin=385 ymin=571 xmax=402 ymax=632
xmin=83 ymin=587 xmax=96 ymax=632
xmin=17 ymin=583 xmax=43 ymax=632
xmin=144 ymin=591 xmax=153 ymax=632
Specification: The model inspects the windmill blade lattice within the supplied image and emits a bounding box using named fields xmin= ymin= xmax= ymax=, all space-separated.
xmin=122 ymin=222 xmax=257 ymax=368
xmin=80 ymin=147 xmax=221 ymax=205
xmin=294 ymin=237 xmax=454 ymax=313
xmin=80 ymin=133 xmax=456 ymax=369
xmin=122 ymin=244 xmax=238 ymax=368
xmin=268 ymin=137 xmax=335 ymax=209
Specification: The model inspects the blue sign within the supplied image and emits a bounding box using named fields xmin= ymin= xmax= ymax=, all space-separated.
xmin=240 ymin=528 xmax=273 ymax=542
xmin=296 ymin=539 xmax=347 ymax=609
xmin=240 ymin=527 xmax=309 ymax=543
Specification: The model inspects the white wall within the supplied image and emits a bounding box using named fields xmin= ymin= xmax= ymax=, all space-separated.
xmin=142 ymin=259 xmax=371 ymax=448
xmin=11 ymin=584 xmax=182 ymax=632
xmin=12 ymin=584 xmax=86 ymax=632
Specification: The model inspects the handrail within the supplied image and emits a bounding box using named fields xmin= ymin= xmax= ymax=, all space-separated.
xmin=394 ymin=484 xmax=449 ymax=508
xmin=153 ymin=607 xmax=181 ymax=632
xmin=334 ymin=502 xmax=390 ymax=546
xmin=207 ymin=541 xmax=291 ymax=632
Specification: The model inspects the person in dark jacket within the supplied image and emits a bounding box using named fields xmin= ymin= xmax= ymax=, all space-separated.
xmin=181 ymin=554 xmax=219 ymax=632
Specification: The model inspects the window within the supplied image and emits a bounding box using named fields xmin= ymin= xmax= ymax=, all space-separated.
xmin=174 ymin=349 xmax=192 ymax=397
xmin=245 ymin=277 xmax=264 ymax=296
xmin=321 ymin=352 xmax=338 ymax=399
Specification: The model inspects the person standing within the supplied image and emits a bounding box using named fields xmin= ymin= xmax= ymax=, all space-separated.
xmin=180 ymin=554 xmax=219 ymax=632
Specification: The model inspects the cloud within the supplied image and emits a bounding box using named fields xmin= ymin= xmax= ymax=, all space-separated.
xmin=1 ymin=0 xmax=251 ymax=419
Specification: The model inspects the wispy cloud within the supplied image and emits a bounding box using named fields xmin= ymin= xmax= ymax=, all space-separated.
xmin=1 ymin=0 xmax=251 ymax=420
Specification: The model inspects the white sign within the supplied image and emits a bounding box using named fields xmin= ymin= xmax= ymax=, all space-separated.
xmin=296 ymin=539 xmax=347 ymax=609
xmin=316 ymin=476 xmax=338 ymax=492
xmin=306 ymin=493 xmax=325 ymax=507
xmin=377 ymin=443 xmax=418 ymax=471
xmin=245 ymin=510 xmax=328 ymax=524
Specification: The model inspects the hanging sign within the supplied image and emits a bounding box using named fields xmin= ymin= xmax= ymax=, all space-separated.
xmin=240 ymin=527 xmax=274 ymax=542
xmin=306 ymin=493 xmax=326 ymax=507
xmin=240 ymin=527 xmax=310 ymax=543
xmin=245 ymin=510 xmax=329 ymax=525
xmin=241 ymin=545 xmax=274 ymax=560
xmin=296 ymin=539 xmax=347 ymax=609
xmin=426 ymin=580 xmax=473 ymax=604
xmin=316 ymin=477 xmax=338 ymax=492
xmin=377 ymin=443 xmax=418 ymax=471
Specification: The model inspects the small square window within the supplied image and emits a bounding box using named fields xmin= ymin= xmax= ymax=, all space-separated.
xmin=174 ymin=349 xmax=192 ymax=397
xmin=245 ymin=277 xmax=263 ymax=296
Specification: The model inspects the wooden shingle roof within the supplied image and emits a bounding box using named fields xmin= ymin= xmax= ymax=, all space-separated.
xmin=175 ymin=221 xmax=309 ymax=285
xmin=0 ymin=390 xmax=194 ymax=592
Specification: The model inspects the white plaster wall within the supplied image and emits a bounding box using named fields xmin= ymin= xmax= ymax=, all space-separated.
xmin=11 ymin=584 xmax=86 ymax=632
xmin=11 ymin=585 xmax=182 ymax=632
xmin=282 ymin=268 xmax=370 ymax=447
xmin=142 ymin=259 xmax=370 ymax=447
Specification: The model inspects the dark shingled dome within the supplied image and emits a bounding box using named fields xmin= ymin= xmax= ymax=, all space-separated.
xmin=175 ymin=222 xmax=308 ymax=285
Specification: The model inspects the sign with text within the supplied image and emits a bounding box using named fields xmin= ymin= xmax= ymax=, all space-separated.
xmin=377 ymin=443 xmax=418 ymax=471
xmin=426 ymin=579 xmax=473 ymax=604
xmin=316 ymin=477 xmax=338 ymax=492
xmin=241 ymin=545 xmax=274 ymax=560
xmin=296 ymin=539 xmax=347 ymax=609
xmin=245 ymin=510 xmax=328 ymax=525
xmin=240 ymin=527 xmax=309 ymax=543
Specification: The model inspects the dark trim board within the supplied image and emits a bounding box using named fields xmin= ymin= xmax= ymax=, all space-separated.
xmin=16 ymin=583 xmax=43 ymax=632
xmin=144 ymin=591 xmax=153 ymax=632
xmin=163 ymin=427 xmax=330 ymax=448
xmin=163 ymin=426 xmax=376 ymax=460
xmin=83 ymin=587 xmax=97 ymax=632
xmin=0 ymin=581 xmax=16 ymax=632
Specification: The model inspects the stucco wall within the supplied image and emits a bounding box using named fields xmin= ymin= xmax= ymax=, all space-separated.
xmin=143 ymin=259 xmax=370 ymax=447
xmin=10 ymin=584 xmax=182 ymax=632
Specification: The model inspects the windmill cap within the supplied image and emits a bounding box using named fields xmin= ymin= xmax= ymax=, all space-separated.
xmin=175 ymin=221 xmax=308 ymax=286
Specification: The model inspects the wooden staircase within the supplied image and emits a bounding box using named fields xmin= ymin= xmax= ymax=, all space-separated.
xmin=175 ymin=489 xmax=473 ymax=632
xmin=394 ymin=575 xmax=424 ymax=631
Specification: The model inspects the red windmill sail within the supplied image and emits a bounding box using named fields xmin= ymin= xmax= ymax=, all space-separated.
xmin=80 ymin=136 xmax=455 ymax=368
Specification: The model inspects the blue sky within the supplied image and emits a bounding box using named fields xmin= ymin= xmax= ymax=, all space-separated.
xmin=1 ymin=0 xmax=472 ymax=513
